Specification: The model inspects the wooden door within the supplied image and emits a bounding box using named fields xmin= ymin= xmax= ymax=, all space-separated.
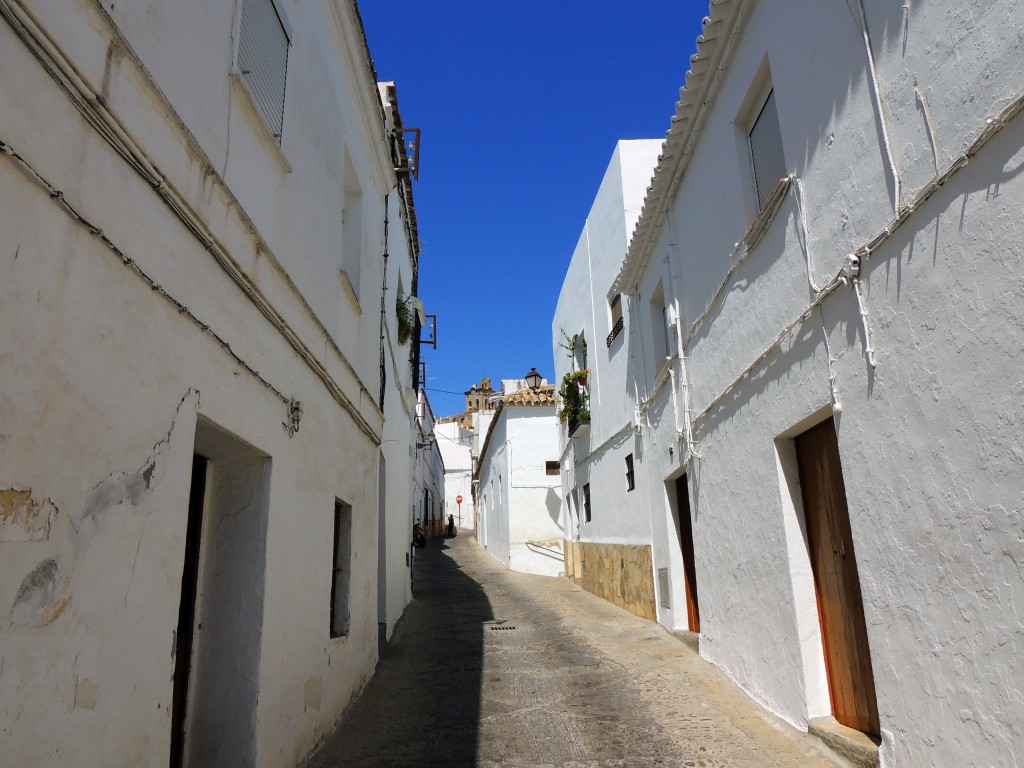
xmin=675 ymin=475 xmax=700 ymax=633
xmin=795 ymin=418 xmax=879 ymax=736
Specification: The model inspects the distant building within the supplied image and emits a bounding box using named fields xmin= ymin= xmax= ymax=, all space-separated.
xmin=475 ymin=385 xmax=564 ymax=576
xmin=435 ymin=420 xmax=473 ymax=528
xmin=413 ymin=390 xmax=445 ymax=540
xmin=464 ymin=377 xmax=498 ymax=418
xmin=551 ymin=140 xmax=663 ymax=619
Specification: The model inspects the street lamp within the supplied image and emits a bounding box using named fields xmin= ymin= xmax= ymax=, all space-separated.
xmin=525 ymin=367 xmax=542 ymax=391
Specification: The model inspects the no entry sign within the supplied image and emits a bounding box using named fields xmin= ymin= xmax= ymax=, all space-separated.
xmin=456 ymin=495 xmax=463 ymax=504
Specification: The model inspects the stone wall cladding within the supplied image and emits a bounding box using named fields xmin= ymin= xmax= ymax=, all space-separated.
xmin=564 ymin=540 xmax=656 ymax=621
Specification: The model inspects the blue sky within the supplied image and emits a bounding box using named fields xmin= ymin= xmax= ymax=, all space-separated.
xmin=359 ymin=2 xmax=711 ymax=416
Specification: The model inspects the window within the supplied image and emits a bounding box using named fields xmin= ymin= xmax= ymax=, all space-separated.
xmin=650 ymin=281 xmax=669 ymax=363
xmin=236 ymin=0 xmax=291 ymax=143
xmin=341 ymin=150 xmax=363 ymax=299
xmin=582 ymin=483 xmax=591 ymax=523
xmin=749 ymin=89 xmax=786 ymax=210
xmin=330 ymin=500 xmax=352 ymax=638
xmin=625 ymin=454 xmax=635 ymax=491
xmin=606 ymin=294 xmax=624 ymax=347
xmin=546 ymin=461 xmax=560 ymax=476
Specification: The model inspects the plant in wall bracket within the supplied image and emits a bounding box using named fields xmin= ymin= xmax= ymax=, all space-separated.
xmin=396 ymin=294 xmax=416 ymax=345
xmin=557 ymin=368 xmax=591 ymax=427
xmin=557 ymin=328 xmax=591 ymax=433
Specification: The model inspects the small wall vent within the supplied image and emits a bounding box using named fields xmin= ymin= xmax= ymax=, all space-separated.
xmin=658 ymin=568 xmax=671 ymax=609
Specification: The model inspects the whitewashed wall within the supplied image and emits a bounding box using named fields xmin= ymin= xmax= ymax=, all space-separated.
xmin=413 ymin=391 xmax=445 ymax=535
xmin=435 ymin=421 xmax=473 ymax=527
xmin=504 ymin=406 xmax=564 ymax=577
xmin=551 ymin=141 xmax=662 ymax=552
xmin=0 ymin=0 xmax=419 ymax=765
xmin=476 ymin=417 xmax=510 ymax=564
xmin=624 ymin=0 xmax=1024 ymax=764
xmin=476 ymin=406 xmax=563 ymax=576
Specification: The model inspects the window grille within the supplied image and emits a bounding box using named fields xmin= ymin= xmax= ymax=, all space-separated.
xmin=625 ymin=454 xmax=635 ymax=492
xmin=749 ymin=90 xmax=786 ymax=210
xmin=237 ymin=0 xmax=291 ymax=143
xmin=583 ymin=483 xmax=592 ymax=523
xmin=607 ymin=295 xmax=624 ymax=347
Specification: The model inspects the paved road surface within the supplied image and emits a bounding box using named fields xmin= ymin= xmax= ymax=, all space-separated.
xmin=305 ymin=532 xmax=836 ymax=768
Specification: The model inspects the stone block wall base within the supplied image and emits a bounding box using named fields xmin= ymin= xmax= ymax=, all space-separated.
xmin=563 ymin=540 xmax=656 ymax=621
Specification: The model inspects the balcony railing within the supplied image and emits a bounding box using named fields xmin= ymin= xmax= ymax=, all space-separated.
xmin=606 ymin=316 xmax=624 ymax=347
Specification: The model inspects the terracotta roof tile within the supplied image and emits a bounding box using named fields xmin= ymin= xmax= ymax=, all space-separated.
xmin=502 ymin=385 xmax=556 ymax=407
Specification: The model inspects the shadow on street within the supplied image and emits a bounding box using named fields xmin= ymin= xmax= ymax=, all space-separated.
xmin=305 ymin=533 xmax=491 ymax=767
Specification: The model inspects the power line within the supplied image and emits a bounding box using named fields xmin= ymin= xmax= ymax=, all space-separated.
xmin=425 ymin=386 xmax=469 ymax=396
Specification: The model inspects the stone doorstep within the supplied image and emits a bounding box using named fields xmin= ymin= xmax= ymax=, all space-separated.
xmin=671 ymin=630 xmax=700 ymax=654
xmin=808 ymin=716 xmax=880 ymax=768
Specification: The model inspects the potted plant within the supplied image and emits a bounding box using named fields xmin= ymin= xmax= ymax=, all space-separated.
xmin=396 ymin=294 xmax=415 ymax=345
xmin=557 ymin=369 xmax=591 ymax=435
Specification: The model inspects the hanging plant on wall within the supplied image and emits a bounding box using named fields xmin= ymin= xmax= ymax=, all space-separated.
xmin=396 ymin=294 xmax=415 ymax=346
xmin=557 ymin=369 xmax=591 ymax=424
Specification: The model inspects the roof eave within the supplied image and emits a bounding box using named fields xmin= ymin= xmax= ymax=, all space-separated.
xmin=613 ymin=0 xmax=750 ymax=294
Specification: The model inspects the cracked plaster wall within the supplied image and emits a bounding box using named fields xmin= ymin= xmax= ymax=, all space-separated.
xmin=627 ymin=1 xmax=1023 ymax=765
xmin=0 ymin=0 xmax=416 ymax=764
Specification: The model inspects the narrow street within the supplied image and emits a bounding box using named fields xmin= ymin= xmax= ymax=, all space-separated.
xmin=305 ymin=533 xmax=836 ymax=768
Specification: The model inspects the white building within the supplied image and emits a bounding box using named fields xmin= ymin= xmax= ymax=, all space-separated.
xmin=475 ymin=385 xmax=564 ymax=577
xmin=0 ymin=1 xmax=423 ymax=765
xmin=435 ymin=419 xmax=473 ymax=528
xmin=413 ymin=389 xmax=445 ymax=540
xmin=551 ymin=140 xmax=663 ymax=620
xmin=557 ymin=1 xmax=1024 ymax=765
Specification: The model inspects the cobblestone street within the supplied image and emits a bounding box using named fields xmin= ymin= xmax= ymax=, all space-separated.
xmin=305 ymin=533 xmax=836 ymax=768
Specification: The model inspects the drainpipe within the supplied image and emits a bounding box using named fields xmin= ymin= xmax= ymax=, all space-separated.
xmin=378 ymin=187 xmax=392 ymax=410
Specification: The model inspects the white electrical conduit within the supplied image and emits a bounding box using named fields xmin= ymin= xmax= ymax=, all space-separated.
xmin=683 ymin=176 xmax=792 ymax=352
xmin=685 ymin=87 xmax=1024 ymax=430
xmin=850 ymin=0 xmax=902 ymax=213
xmin=914 ymin=84 xmax=941 ymax=175
xmin=819 ymin=305 xmax=842 ymax=412
xmin=0 ymin=0 xmax=384 ymax=442
xmin=1 ymin=138 xmax=295 ymax=420
xmin=852 ymin=276 xmax=877 ymax=368
xmin=794 ymin=177 xmax=822 ymax=293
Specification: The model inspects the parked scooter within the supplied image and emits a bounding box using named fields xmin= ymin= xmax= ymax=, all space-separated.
xmin=413 ymin=522 xmax=426 ymax=548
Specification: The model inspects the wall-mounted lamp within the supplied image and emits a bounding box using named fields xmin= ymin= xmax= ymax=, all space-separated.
xmin=416 ymin=434 xmax=436 ymax=450
xmin=525 ymin=367 xmax=543 ymax=391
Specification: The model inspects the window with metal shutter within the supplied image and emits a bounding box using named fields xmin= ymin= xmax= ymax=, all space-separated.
xmin=237 ymin=0 xmax=290 ymax=143
xmin=748 ymin=89 xmax=786 ymax=210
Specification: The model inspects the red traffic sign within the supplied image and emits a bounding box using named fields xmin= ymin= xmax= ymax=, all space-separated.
xmin=456 ymin=495 xmax=463 ymax=504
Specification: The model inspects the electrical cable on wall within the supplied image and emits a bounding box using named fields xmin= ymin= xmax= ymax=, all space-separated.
xmin=1 ymin=0 xmax=384 ymax=442
xmin=0 ymin=137 xmax=301 ymax=432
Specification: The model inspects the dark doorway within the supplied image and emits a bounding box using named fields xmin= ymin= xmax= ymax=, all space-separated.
xmin=173 ymin=419 xmax=271 ymax=766
xmin=795 ymin=418 xmax=879 ymax=736
xmin=674 ymin=474 xmax=700 ymax=633
xmin=170 ymin=454 xmax=207 ymax=768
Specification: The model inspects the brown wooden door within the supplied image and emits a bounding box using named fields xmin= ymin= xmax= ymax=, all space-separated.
xmin=675 ymin=475 xmax=700 ymax=633
xmin=795 ymin=418 xmax=879 ymax=736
